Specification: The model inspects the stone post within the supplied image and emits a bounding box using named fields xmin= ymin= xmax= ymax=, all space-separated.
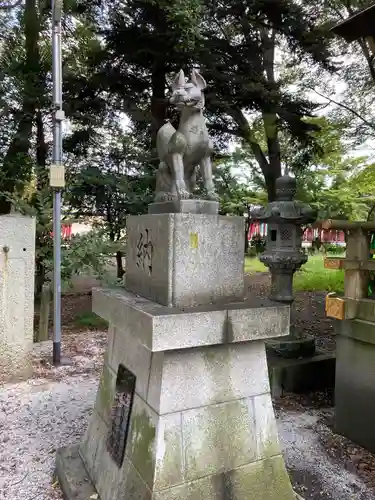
xmin=0 ymin=214 xmax=36 ymax=381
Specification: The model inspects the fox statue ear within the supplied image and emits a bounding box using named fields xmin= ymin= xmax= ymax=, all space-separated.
xmin=191 ymin=69 xmax=206 ymax=90
xmin=172 ymin=69 xmax=185 ymax=90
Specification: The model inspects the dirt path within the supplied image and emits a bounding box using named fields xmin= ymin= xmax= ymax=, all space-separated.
xmin=245 ymin=272 xmax=336 ymax=352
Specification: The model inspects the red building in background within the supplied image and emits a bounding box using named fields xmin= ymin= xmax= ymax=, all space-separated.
xmin=51 ymin=224 xmax=72 ymax=239
xmin=248 ymin=221 xmax=345 ymax=244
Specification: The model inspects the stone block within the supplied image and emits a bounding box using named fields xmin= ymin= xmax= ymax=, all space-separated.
xmin=56 ymin=444 xmax=97 ymax=500
xmin=147 ymin=342 xmax=270 ymax=414
xmin=154 ymin=412 xmax=184 ymax=490
xmin=125 ymin=213 xmax=245 ymax=307
xmin=126 ymin=394 xmax=158 ymax=489
xmin=338 ymin=317 xmax=375 ymax=345
xmin=120 ymin=459 xmax=152 ymax=500
xmin=103 ymin=325 xmax=115 ymax=366
xmin=108 ymin=326 xmax=152 ymax=401
xmin=0 ymin=214 xmax=36 ymax=380
xmin=153 ymin=475 xmax=219 ymax=500
xmin=335 ymin=329 xmax=375 ymax=453
xmin=227 ymin=300 xmax=290 ymax=341
xmin=92 ymin=288 xmax=290 ymax=352
xmin=223 ymin=455 xmax=296 ymax=500
xmin=95 ymin=363 xmax=117 ymax=425
xmin=58 ymin=446 xmax=297 ymax=500
xmin=267 ymin=350 xmax=336 ymax=397
xmin=253 ymin=394 xmax=281 ymax=458
xmin=79 ymin=409 xmax=102 ymax=478
xmin=181 ymin=399 xmax=257 ymax=481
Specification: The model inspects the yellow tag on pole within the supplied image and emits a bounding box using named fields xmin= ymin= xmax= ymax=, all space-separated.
xmin=49 ymin=164 xmax=65 ymax=188
xmin=190 ymin=232 xmax=198 ymax=249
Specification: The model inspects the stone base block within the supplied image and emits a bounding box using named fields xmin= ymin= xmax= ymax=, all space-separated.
xmin=57 ymin=444 xmax=301 ymax=500
xmin=148 ymin=199 xmax=219 ymax=215
xmin=92 ymin=288 xmax=290 ymax=352
xmin=61 ymin=288 xmax=297 ymax=500
xmin=266 ymin=334 xmax=316 ymax=359
xmin=125 ymin=213 xmax=245 ymax=307
xmin=335 ymin=319 xmax=375 ymax=453
xmin=56 ymin=444 xmax=97 ymax=499
xmin=268 ymin=350 xmax=336 ymax=397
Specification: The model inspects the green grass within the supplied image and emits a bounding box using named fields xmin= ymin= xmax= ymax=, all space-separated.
xmin=74 ymin=311 xmax=109 ymax=329
xmin=245 ymin=254 xmax=344 ymax=294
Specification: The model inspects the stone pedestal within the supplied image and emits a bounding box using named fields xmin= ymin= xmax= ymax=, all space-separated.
xmin=335 ymin=316 xmax=375 ymax=452
xmin=0 ymin=215 xmax=36 ymax=381
xmin=125 ymin=213 xmax=244 ymax=307
xmin=56 ymin=213 xmax=297 ymax=499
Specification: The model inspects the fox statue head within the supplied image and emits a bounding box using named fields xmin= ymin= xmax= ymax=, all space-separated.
xmin=169 ymin=69 xmax=207 ymax=111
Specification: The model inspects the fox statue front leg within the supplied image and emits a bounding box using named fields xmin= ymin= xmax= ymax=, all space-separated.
xmin=171 ymin=153 xmax=190 ymax=200
xmin=200 ymin=155 xmax=218 ymax=201
xmin=154 ymin=161 xmax=176 ymax=202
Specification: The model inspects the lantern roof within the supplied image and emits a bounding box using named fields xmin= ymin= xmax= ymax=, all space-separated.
xmin=331 ymin=3 xmax=375 ymax=41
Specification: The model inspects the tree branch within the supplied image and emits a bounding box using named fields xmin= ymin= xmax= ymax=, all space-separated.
xmin=308 ymin=87 xmax=375 ymax=131
xmin=0 ymin=0 xmax=22 ymax=8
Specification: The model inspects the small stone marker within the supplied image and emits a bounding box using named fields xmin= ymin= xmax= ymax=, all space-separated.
xmin=0 ymin=214 xmax=36 ymax=381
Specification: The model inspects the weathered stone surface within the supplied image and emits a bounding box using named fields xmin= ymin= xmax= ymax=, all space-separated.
xmin=108 ymin=326 xmax=152 ymax=400
xmin=227 ymin=301 xmax=290 ymax=341
xmin=126 ymin=394 xmax=158 ymax=489
xmin=125 ymin=213 xmax=244 ymax=308
xmin=253 ymin=394 xmax=281 ymax=458
xmin=223 ymin=455 xmax=296 ymax=500
xmin=153 ymin=455 xmax=296 ymax=500
xmin=338 ymin=317 xmax=375 ymax=345
xmin=80 ymin=409 xmax=102 ymax=478
xmin=148 ymin=199 xmax=219 ymax=215
xmin=0 ymin=214 xmax=36 ymax=381
xmin=58 ymin=445 xmax=298 ymax=500
xmin=92 ymin=288 xmax=290 ymax=352
xmin=56 ymin=444 xmax=97 ymax=500
xmin=147 ymin=342 xmax=270 ymax=414
xmin=154 ymin=412 xmax=184 ymax=490
xmin=181 ymin=399 xmax=257 ymax=481
xmin=95 ymin=363 xmax=116 ymax=425
xmin=335 ymin=328 xmax=375 ymax=453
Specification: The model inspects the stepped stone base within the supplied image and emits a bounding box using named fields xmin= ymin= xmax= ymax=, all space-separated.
xmin=56 ymin=211 xmax=297 ymax=500
xmin=55 ymin=287 xmax=296 ymax=500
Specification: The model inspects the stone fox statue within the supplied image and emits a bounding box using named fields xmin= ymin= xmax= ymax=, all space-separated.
xmin=155 ymin=69 xmax=218 ymax=202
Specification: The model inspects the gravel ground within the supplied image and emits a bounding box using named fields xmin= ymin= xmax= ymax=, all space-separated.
xmin=0 ymin=376 xmax=98 ymax=500
xmin=0 ymin=279 xmax=372 ymax=499
xmin=278 ymin=409 xmax=375 ymax=500
xmin=1 ymin=368 xmax=374 ymax=500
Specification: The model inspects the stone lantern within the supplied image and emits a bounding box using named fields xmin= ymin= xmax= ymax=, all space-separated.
xmin=252 ymin=174 xmax=317 ymax=357
xmin=255 ymin=175 xmax=316 ymax=303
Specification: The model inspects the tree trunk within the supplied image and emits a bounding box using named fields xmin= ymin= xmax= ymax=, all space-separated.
xmin=0 ymin=0 xmax=40 ymax=214
xmin=116 ymin=251 xmax=125 ymax=279
xmin=151 ymin=62 xmax=167 ymax=149
xmin=244 ymin=217 xmax=250 ymax=253
xmin=35 ymin=257 xmax=46 ymax=299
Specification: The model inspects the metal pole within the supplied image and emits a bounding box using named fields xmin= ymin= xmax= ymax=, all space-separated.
xmin=52 ymin=0 xmax=63 ymax=364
